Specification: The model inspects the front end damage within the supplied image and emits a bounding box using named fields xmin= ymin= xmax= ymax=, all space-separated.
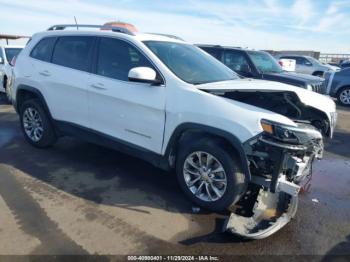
xmin=225 ymin=121 xmax=324 ymax=239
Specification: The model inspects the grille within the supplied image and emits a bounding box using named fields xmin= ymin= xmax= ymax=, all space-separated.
xmin=311 ymin=81 xmax=326 ymax=94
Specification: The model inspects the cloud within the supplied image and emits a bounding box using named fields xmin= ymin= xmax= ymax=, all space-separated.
xmin=1 ymin=0 xmax=350 ymax=53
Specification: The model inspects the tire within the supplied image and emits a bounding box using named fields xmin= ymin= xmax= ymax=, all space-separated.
xmin=337 ymin=87 xmax=350 ymax=106
xmin=4 ymin=77 xmax=12 ymax=104
xmin=176 ymin=137 xmax=247 ymax=212
xmin=20 ymin=99 xmax=57 ymax=148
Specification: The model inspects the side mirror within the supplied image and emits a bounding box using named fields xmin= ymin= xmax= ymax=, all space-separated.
xmin=128 ymin=67 xmax=162 ymax=85
xmin=305 ymin=61 xmax=312 ymax=66
xmin=0 ymin=57 xmax=4 ymax=64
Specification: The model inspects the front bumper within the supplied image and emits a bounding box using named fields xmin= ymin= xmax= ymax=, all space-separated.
xmin=224 ymin=124 xmax=323 ymax=239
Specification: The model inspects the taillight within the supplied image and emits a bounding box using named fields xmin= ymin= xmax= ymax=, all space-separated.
xmin=278 ymin=61 xmax=283 ymax=67
xmin=10 ymin=56 xmax=16 ymax=67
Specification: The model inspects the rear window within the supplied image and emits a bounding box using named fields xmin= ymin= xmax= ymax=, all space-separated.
xmin=30 ymin=37 xmax=56 ymax=62
xmin=52 ymin=36 xmax=94 ymax=72
xmin=5 ymin=48 xmax=23 ymax=63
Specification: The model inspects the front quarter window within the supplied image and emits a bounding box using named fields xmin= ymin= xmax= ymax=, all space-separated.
xmin=143 ymin=41 xmax=238 ymax=85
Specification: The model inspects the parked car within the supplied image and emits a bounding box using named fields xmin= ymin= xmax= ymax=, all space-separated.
xmin=324 ymin=68 xmax=350 ymax=106
xmin=12 ymin=24 xmax=336 ymax=238
xmin=0 ymin=45 xmax=24 ymax=102
xmin=198 ymin=45 xmax=326 ymax=93
xmin=340 ymin=60 xmax=350 ymax=70
xmin=277 ymin=55 xmax=340 ymax=76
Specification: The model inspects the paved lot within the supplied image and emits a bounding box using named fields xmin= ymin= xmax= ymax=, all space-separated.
xmin=0 ymin=93 xmax=349 ymax=256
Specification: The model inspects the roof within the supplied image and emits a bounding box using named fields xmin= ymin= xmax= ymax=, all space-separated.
xmin=44 ymin=24 xmax=185 ymax=43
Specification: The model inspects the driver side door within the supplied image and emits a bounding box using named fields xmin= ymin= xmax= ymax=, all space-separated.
xmin=88 ymin=37 xmax=166 ymax=154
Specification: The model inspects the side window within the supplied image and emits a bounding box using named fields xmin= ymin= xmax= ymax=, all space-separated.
xmin=201 ymin=48 xmax=221 ymax=60
xmin=223 ymin=50 xmax=250 ymax=72
xmin=96 ymin=37 xmax=155 ymax=81
xmin=52 ymin=36 xmax=94 ymax=72
xmin=30 ymin=37 xmax=56 ymax=62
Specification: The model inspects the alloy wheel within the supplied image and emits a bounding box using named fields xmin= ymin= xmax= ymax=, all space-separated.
xmin=183 ymin=151 xmax=227 ymax=202
xmin=23 ymin=107 xmax=44 ymax=142
xmin=340 ymin=89 xmax=350 ymax=105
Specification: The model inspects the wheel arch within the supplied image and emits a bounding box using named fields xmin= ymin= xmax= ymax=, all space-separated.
xmin=164 ymin=123 xmax=251 ymax=180
xmin=15 ymin=85 xmax=52 ymax=119
xmin=312 ymin=70 xmax=324 ymax=76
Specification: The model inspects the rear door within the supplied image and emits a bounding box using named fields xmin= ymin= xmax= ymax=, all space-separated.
xmin=31 ymin=35 xmax=94 ymax=128
xmin=87 ymin=37 xmax=166 ymax=153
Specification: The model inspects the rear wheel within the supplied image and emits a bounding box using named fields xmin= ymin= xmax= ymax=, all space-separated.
xmin=20 ymin=99 xmax=57 ymax=147
xmin=176 ymin=138 xmax=247 ymax=212
xmin=4 ymin=77 xmax=12 ymax=103
xmin=338 ymin=87 xmax=350 ymax=106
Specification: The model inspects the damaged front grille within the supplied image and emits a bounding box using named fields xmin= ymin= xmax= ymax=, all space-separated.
xmin=311 ymin=81 xmax=326 ymax=94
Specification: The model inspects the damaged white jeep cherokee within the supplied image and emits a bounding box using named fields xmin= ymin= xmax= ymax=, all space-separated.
xmin=12 ymin=24 xmax=337 ymax=239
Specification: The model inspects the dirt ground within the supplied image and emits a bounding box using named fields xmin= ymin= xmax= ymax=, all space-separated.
xmin=0 ymin=93 xmax=349 ymax=259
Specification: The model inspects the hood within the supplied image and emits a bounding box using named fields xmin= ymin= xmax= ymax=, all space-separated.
xmin=262 ymin=72 xmax=323 ymax=87
xmin=269 ymin=72 xmax=322 ymax=82
xmin=198 ymin=79 xmax=336 ymax=116
xmin=323 ymin=64 xmax=340 ymax=71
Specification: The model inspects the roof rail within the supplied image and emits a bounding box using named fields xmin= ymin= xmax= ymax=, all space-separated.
xmin=147 ymin=33 xmax=184 ymax=41
xmin=47 ymin=24 xmax=135 ymax=36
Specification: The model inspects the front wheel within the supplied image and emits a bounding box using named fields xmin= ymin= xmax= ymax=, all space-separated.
xmin=176 ymin=138 xmax=247 ymax=212
xmin=338 ymin=87 xmax=350 ymax=106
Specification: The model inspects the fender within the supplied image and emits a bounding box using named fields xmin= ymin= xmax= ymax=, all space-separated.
xmin=164 ymin=123 xmax=251 ymax=180
xmin=15 ymin=84 xmax=52 ymax=119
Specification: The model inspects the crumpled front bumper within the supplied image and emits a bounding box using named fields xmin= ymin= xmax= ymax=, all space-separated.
xmin=224 ymin=125 xmax=323 ymax=239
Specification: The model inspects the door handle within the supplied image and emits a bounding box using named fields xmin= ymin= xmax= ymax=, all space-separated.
xmin=90 ymin=83 xmax=107 ymax=90
xmin=39 ymin=70 xmax=51 ymax=77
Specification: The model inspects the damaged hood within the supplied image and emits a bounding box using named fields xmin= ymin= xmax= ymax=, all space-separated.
xmin=198 ymin=79 xmax=336 ymax=116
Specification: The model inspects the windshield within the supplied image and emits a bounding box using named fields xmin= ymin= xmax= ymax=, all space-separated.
xmin=5 ymin=48 xmax=22 ymax=63
xmin=143 ymin=41 xmax=238 ymax=84
xmin=247 ymin=51 xmax=283 ymax=74
xmin=306 ymin=56 xmax=322 ymax=65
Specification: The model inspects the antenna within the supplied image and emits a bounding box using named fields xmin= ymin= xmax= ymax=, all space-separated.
xmin=74 ymin=16 xmax=79 ymax=30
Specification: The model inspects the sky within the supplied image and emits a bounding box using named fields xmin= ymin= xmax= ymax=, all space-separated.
xmin=0 ymin=0 xmax=349 ymax=53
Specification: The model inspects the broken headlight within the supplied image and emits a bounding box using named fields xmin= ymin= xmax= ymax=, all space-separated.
xmin=261 ymin=120 xmax=300 ymax=144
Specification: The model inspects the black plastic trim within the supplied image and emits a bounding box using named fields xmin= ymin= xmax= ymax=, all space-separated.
xmin=164 ymin=123 xmax=251 ymax=180
xmin=55 ymin=120 xmax=168 ymax=169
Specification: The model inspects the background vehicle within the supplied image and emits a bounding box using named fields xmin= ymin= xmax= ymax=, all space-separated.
xmin=198 ymin=45 xmax=326 ymax=93
xmin=12 ymin=24 xmax=336 ymax=238
xmin=340 ymin=60 xmax=350 ymax=70
xmin=0 ymin=45 xmax=23 ymax=102
xmin=324 ymin=68 xmax=350 ymax=106
xmin=278 ymin=58 xmax=296 ymax=72
xmin=277 ymin=54 xmax=340 ymax=76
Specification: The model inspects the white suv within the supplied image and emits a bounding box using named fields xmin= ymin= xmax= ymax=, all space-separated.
xmin=0 ymin=45 xmax=24 ymax=101
xmin=12 ymin=24 xmax=337 ymax=238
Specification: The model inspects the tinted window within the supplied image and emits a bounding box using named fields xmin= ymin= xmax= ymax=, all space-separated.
xmin=52 ymin=36 xmax=94 ymax=72
xmin=201 ymin=47 xmax=221 ymax=60
xmin=248 ymin=51 xmax=283 ymax=73
xmin=97 ymin=37 xmax=154 ymax=81
xmin=30 ymin=37 xmax=56 ymax=62
xmin=144 ymin=41 xmax=238 ymax=85
xmin=223 ymin=50 xmax=250 ymax=72
xmin=5 ymin=48 xmax=22 ymax=63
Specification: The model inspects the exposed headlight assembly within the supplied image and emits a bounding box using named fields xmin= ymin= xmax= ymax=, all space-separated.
xmin=261 ymin=120 xmax=300 ymax=144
